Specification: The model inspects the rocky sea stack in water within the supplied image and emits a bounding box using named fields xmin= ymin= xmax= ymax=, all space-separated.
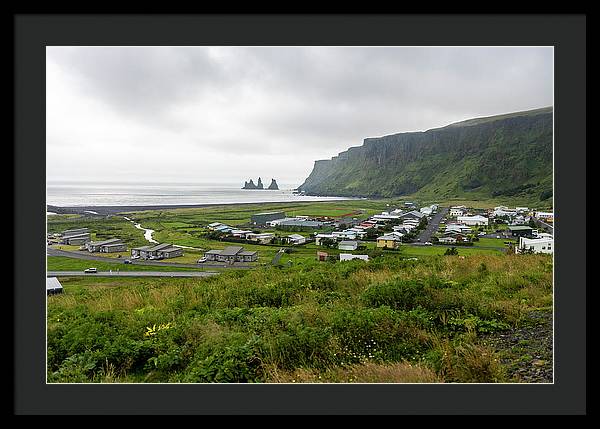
xmin=242 ymin=177 xmax=278 ymax=190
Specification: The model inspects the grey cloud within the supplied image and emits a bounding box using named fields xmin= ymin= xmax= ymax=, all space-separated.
xmin=46 ymin=46 xmax=553 ymax=184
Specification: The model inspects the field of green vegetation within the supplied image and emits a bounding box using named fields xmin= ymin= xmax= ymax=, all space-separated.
xmin=47 ymin=253 xmax=552 ymax=383
xmin=47 ymin=256 xmax=203 ymax=272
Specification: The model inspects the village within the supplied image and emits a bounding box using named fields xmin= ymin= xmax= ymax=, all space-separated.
xmin=47 ymin=202 xmax=554 ymax=274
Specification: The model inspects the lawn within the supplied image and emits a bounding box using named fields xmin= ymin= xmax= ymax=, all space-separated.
xmin=473 ymin=238 xmax=516 ymax=248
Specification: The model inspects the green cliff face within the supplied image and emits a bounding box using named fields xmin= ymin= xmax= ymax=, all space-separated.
xmin=298 ymin=107 xmax=553 ymax=203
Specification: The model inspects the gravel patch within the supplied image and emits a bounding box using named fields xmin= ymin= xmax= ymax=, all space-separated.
xmin=481 ymin=309 xmax=553 ymax=383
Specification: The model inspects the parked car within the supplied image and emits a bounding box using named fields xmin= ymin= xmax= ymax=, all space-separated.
xmin=197 ymin=257 xmax=207 ymax=263
xmin=424 ymin=242 xmax=433 ymax=246
xmin=84 ymin=268 xmax=97 ymax=273
xmin=123 ymin=260 xmax=132 ymax=264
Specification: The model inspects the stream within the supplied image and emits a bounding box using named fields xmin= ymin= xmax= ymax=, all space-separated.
xmin=123 ymin=216 xmax=203 ymax=250
xmin=123 ymin=216 xmax=158 ymax=244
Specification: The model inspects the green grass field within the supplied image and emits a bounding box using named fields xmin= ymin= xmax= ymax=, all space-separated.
xmin=47 ymin=256 xmax=205 ymax=272
xmin=47 ymin=253 xmax=553 ymax=383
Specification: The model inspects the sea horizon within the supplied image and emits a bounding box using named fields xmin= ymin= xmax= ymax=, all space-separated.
xmin=46 ymin=180 xmax=355 ymax=208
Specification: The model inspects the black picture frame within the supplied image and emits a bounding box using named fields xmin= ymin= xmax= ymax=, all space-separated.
xmin=14 ymin=14 xmax=586 ymax=415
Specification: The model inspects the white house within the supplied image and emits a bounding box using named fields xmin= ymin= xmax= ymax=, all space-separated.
xmin=332 ymin=231 xmax=357 ymax=240
xmin=231 ymin=229 xmax=253 ymax=238
xmin=492 ymin=208 xmax=516 ymax=218
xmin=449 ymin=207 xmax=466 ymax=217
xmin=372 ymin=214 xmax=401 ymax=222
xmin=339 ymin=253 xmax=369 ymax=262
xmin=245 ymin=233 xmax=275 ymax=244
xmin=518 ymin=236 xmax=553 ymax=254
xmin=420 ymin=207 xmax=433 ymax=216
xmin=535 ymin=211 xmax=554 ymax=222
xmin=438 ymin=236 xmax=457 ymax=244
xmin=46 ymin=277 xmax=63 ymax=295
xmin=445 ymin=224 xmax=472 ymax=234
xmin=457 ymin=215 xmax=489 ymax=226
xmin=286 ymin=234 xmax=306 ymax=245
xmin=346 ymin=228 xmax=367 ymax=238
xmin=315 ymin=233 xmax=336 ymax=246
xmin=338 ymin=240 xmax=359 ymax=251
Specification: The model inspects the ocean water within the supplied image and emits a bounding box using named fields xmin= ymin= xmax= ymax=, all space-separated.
xmin=46 ymin=181 xmax=355 ymax=207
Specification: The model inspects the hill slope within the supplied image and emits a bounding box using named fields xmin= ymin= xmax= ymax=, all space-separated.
xmin=297 ymin=107 xmax=553 ymax=203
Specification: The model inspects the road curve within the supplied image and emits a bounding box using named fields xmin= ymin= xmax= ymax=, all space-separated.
xmin=47 ymin=271 xmax=219 ymax=278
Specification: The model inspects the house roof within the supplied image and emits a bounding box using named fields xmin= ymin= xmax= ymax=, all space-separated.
xmin=401 ymin=210 xmax=426 ymax=218
xmin=46 ymin=277 xmax=63 ymax=292
xmin=239 ymin=250 xmax=258 ymax=256
xmin=288 ymin=234 xmax=305 ymax=240
xmin=89 ymin=238 xmax=122 ymax=246
xmin=220 ymin=246 xmax=244 ymax=256
xmin=378 ymin=234 xmax=402 ymax=241
xmin=133 ymin=245 xmax=153 ymax=250
xmin=253 ymin=211 xmax=285 ymax=216
xmin=159 ymin=247 xmax=181 ymax=253
xmin=103 ymin=242 xmax=126 ymax=248
xmin=339 ymin=240 xmax=358 ymax=246
xmin=205 ymin=249 xmax=222 ymax=255
xmin=148 ymin=243 xmax=172 ymax=252
xmin=508 ymin=226 xmax=533 ymax=231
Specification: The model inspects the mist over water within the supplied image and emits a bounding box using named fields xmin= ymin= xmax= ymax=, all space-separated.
xmin=46 ymin=181 xmax=355 ymax=207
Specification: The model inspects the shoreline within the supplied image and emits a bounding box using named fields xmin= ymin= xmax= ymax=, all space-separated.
xmin=47 ymin=197 xmax=363 ymax=215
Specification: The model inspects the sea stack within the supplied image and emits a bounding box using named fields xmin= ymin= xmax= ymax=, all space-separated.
xmin=243 ymin=177 xmax=278 ymax=189
xmin=242 ymin=179 xmax=258 ymax=189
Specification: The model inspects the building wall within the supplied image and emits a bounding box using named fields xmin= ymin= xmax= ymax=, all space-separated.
xmin=161 ymin=249 xmax=183 ymax=259
xmin=377 ymin=239 xmax=398 ymax=248
xmin=251 ymin=212 xmax=285 ymax=225
xmin=101 ymin=244 xmax=127 ymax=253
xmin=519 ymin=237 xmax=553 ymax=254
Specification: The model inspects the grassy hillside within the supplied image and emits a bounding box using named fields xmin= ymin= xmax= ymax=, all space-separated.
xmin=298 ymin=107 xmax=553 ymax=204
xmin=47 ymin=253 xmax=552 ymax=383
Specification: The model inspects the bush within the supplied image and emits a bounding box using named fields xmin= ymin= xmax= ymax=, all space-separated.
xmin=361 ymin=278 xmax=426 ymax=310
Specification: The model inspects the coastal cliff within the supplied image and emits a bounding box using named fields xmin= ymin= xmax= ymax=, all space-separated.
xmin=297 ymin=107 xmax=553 ymax=202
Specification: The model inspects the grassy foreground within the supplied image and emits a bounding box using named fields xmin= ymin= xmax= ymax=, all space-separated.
xmin=47 ymin=253 xmax=552 ymax=383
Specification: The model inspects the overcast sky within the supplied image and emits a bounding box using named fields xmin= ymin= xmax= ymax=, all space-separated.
xmin=46 ymin=46 xmax=553 ymax=187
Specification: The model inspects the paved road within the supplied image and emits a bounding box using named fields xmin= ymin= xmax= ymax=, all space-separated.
xmin=47 ymin=247 xmax=254 ymax=269
xmin=416 ymin=206 xmax=449 ymax=243
xmin=47 ymin=271 xmax=219 ymax=278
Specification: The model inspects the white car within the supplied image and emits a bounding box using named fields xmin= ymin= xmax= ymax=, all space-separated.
xmin=424 ymin=242 xmax=433 ymax=246
xmin=84 ymin=268 xmax=97 ymax=273
xmin=197 ymin=257 xmax=207 ymax=263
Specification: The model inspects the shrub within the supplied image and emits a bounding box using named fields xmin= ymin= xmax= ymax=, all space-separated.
xmin=361 ymin=278 xmax=426 ymax=310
